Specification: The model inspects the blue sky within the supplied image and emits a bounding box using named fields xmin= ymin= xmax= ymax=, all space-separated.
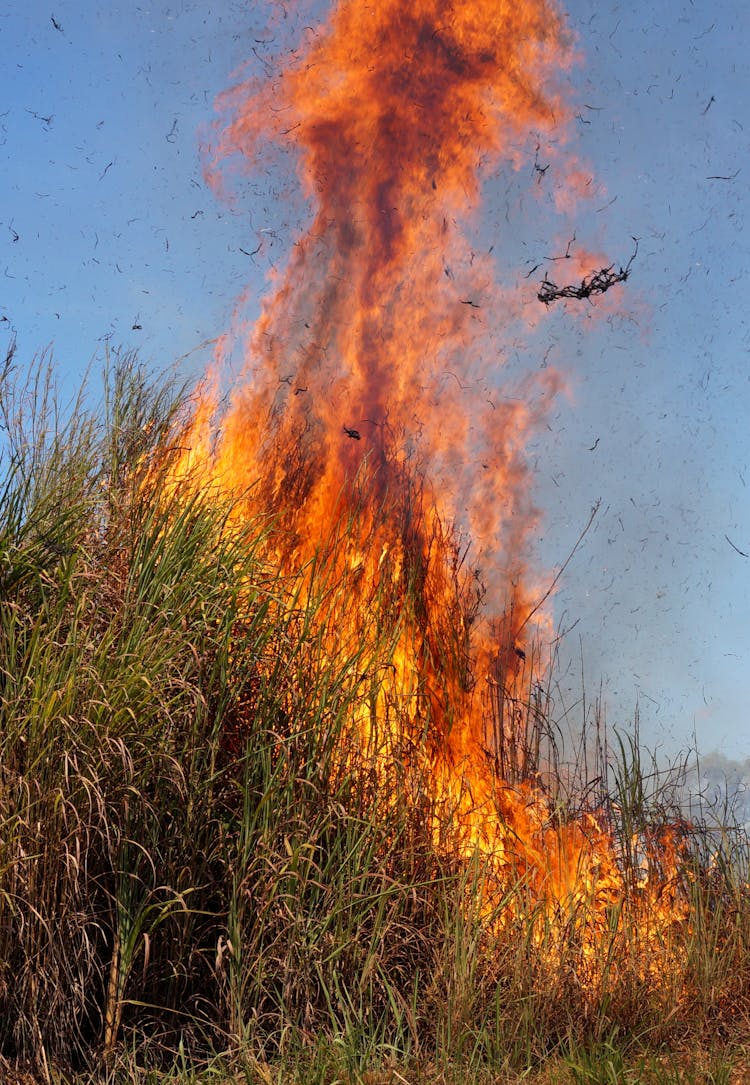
xmin=2 ymin=1 xmax=749 ymax=760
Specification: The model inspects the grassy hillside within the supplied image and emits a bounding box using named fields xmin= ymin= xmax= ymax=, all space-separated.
xmin=0 ymin=348 xmax=748 ymax=1084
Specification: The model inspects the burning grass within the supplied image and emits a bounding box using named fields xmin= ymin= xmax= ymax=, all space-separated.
xmin=2 ymin=1 xmax=748 ymax=1081
xmin=0 ymin=349 xmax=748 ymax=1084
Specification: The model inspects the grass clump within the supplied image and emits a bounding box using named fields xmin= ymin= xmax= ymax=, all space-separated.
xmin=0 ymin=345 xmax=748 ymax=1084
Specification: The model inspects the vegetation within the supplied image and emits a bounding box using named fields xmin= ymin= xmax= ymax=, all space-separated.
xmin=0 ymin=345 xmax=748 ymax=1084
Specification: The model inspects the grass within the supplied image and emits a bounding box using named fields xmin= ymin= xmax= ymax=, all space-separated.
xmin=0 ymin=345 xmax=748 ymax=1084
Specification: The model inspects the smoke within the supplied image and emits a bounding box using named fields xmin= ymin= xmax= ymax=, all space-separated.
xmin=692 ymin=751 xmax=750 ymax=828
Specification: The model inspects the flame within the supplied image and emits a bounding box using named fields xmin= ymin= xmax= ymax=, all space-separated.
xmin=163 ymin=0 xmax=692 ymax=988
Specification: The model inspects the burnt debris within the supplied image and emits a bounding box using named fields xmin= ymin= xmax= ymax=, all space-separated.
xmin=537 ymin=239 xmax=638 ymax=306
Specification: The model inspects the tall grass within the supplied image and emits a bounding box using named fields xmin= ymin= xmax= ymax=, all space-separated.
xmin=0 ymin=346 xmax=748 ymax=1083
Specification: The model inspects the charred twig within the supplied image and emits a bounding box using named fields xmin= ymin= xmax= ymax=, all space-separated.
xmin=27 ymin=109 xmax=54 ymax=127
xmin=547 ymin=233 xmax=576 ymax=262
xmin=725 ymin=534 xmax=748 ymax=558
xmin=533 ymin=142 xmax=550 ymax=183
xmin=537 ymin=239 xmax=638 ymax=306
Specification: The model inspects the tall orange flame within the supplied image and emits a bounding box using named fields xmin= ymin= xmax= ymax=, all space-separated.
xmin=167 ymin=0 xmax=691 ymax=982
xmin=186 ymin=0 xmax=572 ymax=595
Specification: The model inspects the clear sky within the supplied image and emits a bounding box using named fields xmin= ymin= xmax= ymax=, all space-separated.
xmin=2 ymin=1 xmax=749 ymax=761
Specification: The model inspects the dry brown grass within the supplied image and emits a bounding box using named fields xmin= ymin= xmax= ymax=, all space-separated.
xmin=0 ymin=353 xmax=747 ymax=1084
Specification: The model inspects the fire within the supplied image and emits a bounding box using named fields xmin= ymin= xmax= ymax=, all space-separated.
xmin=164 ymin=0 xmax=692 ymax=986
xmin=185 ymin=0 xmax=572 ymax=583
